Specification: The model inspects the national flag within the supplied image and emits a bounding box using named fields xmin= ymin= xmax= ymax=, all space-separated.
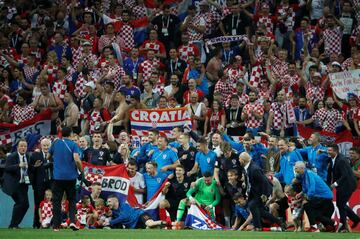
xmin=0 ymin=109 xmax=52 ymax=147
xmin=297 ymin=124 xmax=360 ymax=155
xmin=81 ymin=162 xmax=138 ymax=207
xmin=141 ymin=179 xmax=168 ymax=220
xmin=185 ymin=205 xmax=225 ymax=230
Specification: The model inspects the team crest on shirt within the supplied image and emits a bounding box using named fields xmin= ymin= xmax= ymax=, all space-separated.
xmin=157 ymin=177 xmax=162 ymax=183
xmin=163 ymin=155 xmax=167 ymax=159
xmin=232 ymin=159 xmax=237 ymax=165
xmin=207 ymin=158 xmax=210 ymax=163
xmin=190 ymin=152 xmax=194 ymax=156
xmin=210 ymin=189 xmax=214 ymax=193
xmin=152 ymin=121 xmax=158 ymax=128
xmin=184 ymin=183 xmax=188 ymax=188
xmin=99 ymin=151 xmax=104 ymax=156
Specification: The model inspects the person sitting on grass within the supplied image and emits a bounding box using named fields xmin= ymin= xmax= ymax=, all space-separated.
xmin=76 ymin=195 xmax=98 ymax=229
xmin=103 ymin=195 xmax=166 ymax=229
xmin=39 ymin=189 xmax=53 ymax=229
xmin=232 ymin=192 xmax=253 ymax=231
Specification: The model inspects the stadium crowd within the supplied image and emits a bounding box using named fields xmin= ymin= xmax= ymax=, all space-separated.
xmin=0 ymin=0 xmax=360 ymax=233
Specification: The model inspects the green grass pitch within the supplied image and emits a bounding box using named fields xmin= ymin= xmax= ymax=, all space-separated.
xmin=0 ymin=229 xmax=359 ymax=239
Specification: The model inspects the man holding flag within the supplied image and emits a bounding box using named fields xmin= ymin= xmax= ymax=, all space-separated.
xmin=176 ymin=171 xmax=220 ymax=223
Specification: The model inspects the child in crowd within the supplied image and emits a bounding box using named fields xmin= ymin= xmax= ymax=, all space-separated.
xmin=39 ymin=189 xmax=53 ymax=228
xmin=285 ymin=185 xmax=304 ymax=232
xmin=76 ymin=195 xmax=98 ymax=228
xmin=93 ymin=198 xmax=112 ymax=228
xmin=232 ymin=192 xmax=254 ymax=231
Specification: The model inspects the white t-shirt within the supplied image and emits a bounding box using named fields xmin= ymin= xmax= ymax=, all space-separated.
xmin=130 ymin=172 xmax=146 ymax=204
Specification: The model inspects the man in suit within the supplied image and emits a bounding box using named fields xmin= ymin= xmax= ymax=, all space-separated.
xmin=238 ymin=152 xmax=281 ymax=230
xmin=29 ymin=138 xmax=53 ymax=228
xmin=2 ymin=139 xmax=32 ymax=228
xmin=327 ymin=144 xmax=360 ymax=232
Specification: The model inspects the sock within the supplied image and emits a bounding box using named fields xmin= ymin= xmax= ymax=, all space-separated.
xmin=176 ymin=200 xmax=186 ymax=221
xmin=224 ymin=217 xmax=231 ymax=227
xmin=159 ymin=208 xmax=167 ymax=221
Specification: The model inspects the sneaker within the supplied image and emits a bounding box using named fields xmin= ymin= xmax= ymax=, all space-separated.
xmin=69 ymin=223 xmax=80 ymax=231
xmin=307 ymin=226 xmax=320 ymax=232
xmin=53 ymin=228 xmax=60 ymax=232
xmin=61 ymin=222 xmax=68 ymax=228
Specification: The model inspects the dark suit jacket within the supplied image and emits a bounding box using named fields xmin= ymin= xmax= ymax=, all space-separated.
xmin=29 ymin=151 xmax=53 ymax=190
xmin=247 ymin=162 xmax=273 ymax=200
xmin=2 ymin=152 xmax=31 ymax=196
xmin=327 ymin=154 xmax=357 ymax=193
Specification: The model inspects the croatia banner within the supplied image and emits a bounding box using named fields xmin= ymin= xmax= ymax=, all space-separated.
xmin=82 ymin=162 xmax=167 ymax=217
xmin=0 ymin=109 xmax=52 ymax=146
xmin=185 ymin=205 xmax=225 ymax=230
xmin=297 ymin=124 xmax=360 ymax=156
xmin=130 ymin=107 xmax=192 ymax=137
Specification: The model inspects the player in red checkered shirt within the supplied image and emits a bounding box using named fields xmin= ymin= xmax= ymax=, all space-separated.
xmin=39 ymin=189 xmax=53 ymax=229
xmin=318 ymin=15 xmax=344 ymax=57
xmin=214 ymin=70 xmax=234 ymax=103
xmin=11 ymin=94 xmax=37 ymax=124
xmin=177 ymin=33 xmax=200 ymax=62
xmin=76 ymin=195 xmax=98 ymax=228
xmin=241 ymin=91 xmax=265 ymax=136
xmin=266 ymin=90 xmax=296 ymax=137
xmin=137 ymin=50 xmax=161 ymax=86
xmin=140 ymin=29 xmax=167 ymax=59
xmin=298 ymin=97 xmax=351 ymax=133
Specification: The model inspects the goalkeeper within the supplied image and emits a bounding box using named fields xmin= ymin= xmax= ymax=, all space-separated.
xmin=176 ymin=171 xmax=221 ymax=222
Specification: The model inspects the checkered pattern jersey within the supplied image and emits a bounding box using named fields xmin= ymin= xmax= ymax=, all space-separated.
xmin=74 ymin=52 xmax=98 ymax=70
xmin=76 ymin=203 xmax=95 ymax=225
xmin=75 ymin=73 xmax=89 ymax=99
xmin=226 ymin=67 xmax=247 ymax=88
xmin=105 ymin=64 xmax=126 ymax=90
xmin=11 ymin=104 xmax=36 ymax=124
xmin=258 ymin=88 xmax=273 ymax=104
xmin=312 ymin=108 xmax=343 ymax=133
xmin=187 ymin=14 xmax=206 ymax=42
xmin=88 ymin=110 xmax=104 ymax=135
xmin=132 ymin=5 xmax=147 ymax=19
xmin=257 ymin=16 xmax=274 ymax=34
xmin=323 ymin=27 xmax=342 ymax=56
xmin=142 ymin=40 xmax=165 ymax=55
xmin=40 ymin=200 xmax=53 ymax=221
xmin=23 ymin=65 xmax=39 ymax=82
xmin=249 ymin=64 xmax=265 ymax=88
xmin=204 ymin=11 xmax=223 ymax=36
xmin=45 ymin=64 xmax=58 ymax=84
xmin=225 ymin=93 xmax=249 ymax=108
xmin=342 ymin=57 xmax=353 ymax=70
xmin=178 ymin=44 xmax=199 ymax=62
xmin=270 ymin=102 xmax=293 ymax=130
xmin=139 ymin=59 xmax=160 ymax=83
xmin=214 ymin=79 xmax=234 ymax=101
xmin=52 ymin=80 xmax=67 ymax=100
xmin=71 ymin=46 xmax=83 ymax=66
xmin=119 ymin=24 xmax=135 ymax=51
xmin=98 ymin=35 xmax=123 ymax=53
xmin=243 ymin=103 xmax=264 ymax=128
xmin=305 ymin=82 xmax=325 ymax=103
xmin=271 ymin=57 xmax=288 ymax=79
xmin=276 ymin=5 xmax=295 ymax=30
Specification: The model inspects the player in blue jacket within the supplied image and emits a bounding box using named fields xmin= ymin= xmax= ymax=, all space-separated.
xmin=104 ymin=195 xmax=165 ymax=229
